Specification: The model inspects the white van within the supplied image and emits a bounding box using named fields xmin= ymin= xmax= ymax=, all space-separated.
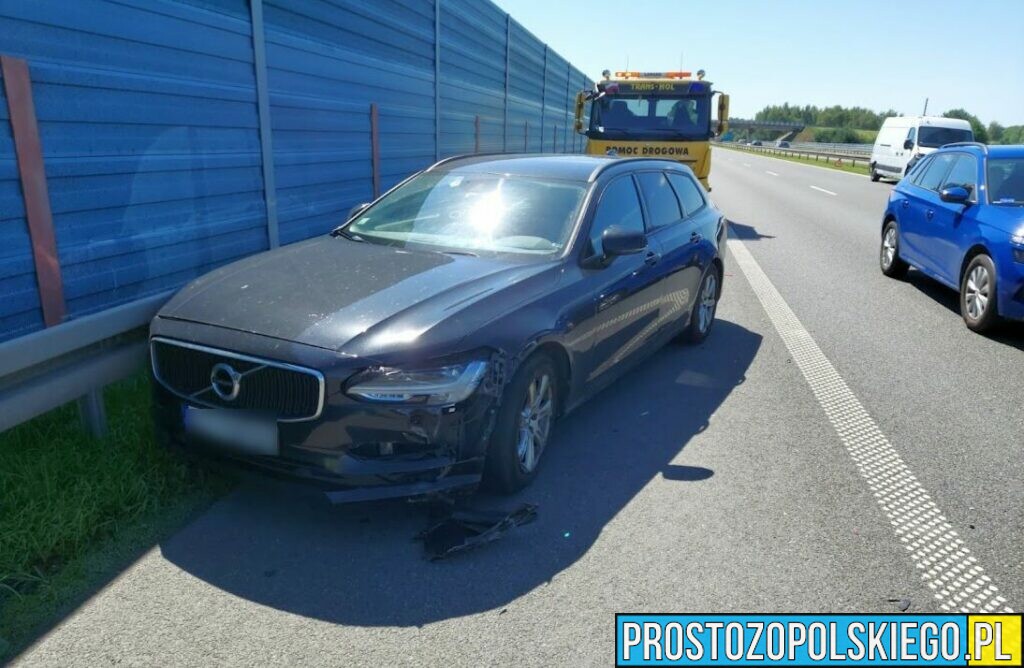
xmin=869 ymin=116 xmax=973 ymax=181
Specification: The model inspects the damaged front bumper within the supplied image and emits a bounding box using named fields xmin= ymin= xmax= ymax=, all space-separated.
xmin=151 ymin=348 xmax=509 ymax=503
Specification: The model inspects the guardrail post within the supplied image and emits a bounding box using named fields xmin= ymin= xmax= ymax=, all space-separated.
xmin=78 ymin=390 xmax=107 ymax=439
xmin=2 ymin=55 xmax=66 ymax=327
xmin=248 ymin=0 xmax=279 ymax=250
xmin=370 ymin=103 xmax=380 ymax=198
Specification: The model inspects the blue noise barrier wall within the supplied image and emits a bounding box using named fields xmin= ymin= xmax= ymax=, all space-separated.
xmin=0 ymin=0 xmax=592 ymax=342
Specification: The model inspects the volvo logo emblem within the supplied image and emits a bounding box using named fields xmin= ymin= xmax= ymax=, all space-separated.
xmin=210 ymin=362 xmax=241 ymax=401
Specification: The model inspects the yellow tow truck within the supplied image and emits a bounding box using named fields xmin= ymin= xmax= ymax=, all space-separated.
xmin=574 ymin=70 xmax=729 ymax=189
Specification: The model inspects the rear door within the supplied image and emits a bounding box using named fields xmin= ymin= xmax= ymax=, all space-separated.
xmin=900 ymin=152 xmax=956 ymax=277
xmin=635 ymin=170 xmax=701 ymax=342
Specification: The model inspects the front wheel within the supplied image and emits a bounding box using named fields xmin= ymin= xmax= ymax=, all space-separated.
xmin=960 ymin=255 xmax=999 ymax=333
xmin=681 ymin=267 xmax=720 ymax=344
xmin=880 ymin=221 xmax=908 ymax=278
xmin=483 ymin=354 xmax=559 ymax=493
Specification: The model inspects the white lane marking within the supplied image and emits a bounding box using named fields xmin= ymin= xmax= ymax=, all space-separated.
xmin=810 ymin=185 xmax=837 ymax=196
xmin=765 ymin=170 xmax=779 ymax=177
xmin=727 ymin=237 xmax=1014 ymax=614
xmin=716 ymin=146 xmax=871 ymax=179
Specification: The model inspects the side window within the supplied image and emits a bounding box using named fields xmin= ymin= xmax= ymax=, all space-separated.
xmin=588 ymin=176 xmax=645 ymax=257
xmin=916 ymin=154 xmax=956 ymax=191
xmin=666 ymin=172 xmax=706 ymax=216
xmin=909 ymin=155 xmax=934 ymax=183
xmin=942 ymin=154 xmax=978 ymax=192
xmin=636 ymin=172 xmax=682 ymax=229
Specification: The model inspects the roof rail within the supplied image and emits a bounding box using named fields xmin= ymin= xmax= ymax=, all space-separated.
xmin=426 ymin=152 xmax=522 ymax=170
xmin=942 ymin=141 xmax=988 ymax=153
xmin=588 ymin=156 xmax=688 ymax=181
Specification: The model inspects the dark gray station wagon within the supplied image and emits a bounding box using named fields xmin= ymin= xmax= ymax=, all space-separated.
xmin=150 ymin=154 xmax=727 ymax=502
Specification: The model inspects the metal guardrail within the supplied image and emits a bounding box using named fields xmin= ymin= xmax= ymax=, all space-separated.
xmin=0 ymin=291 xmax=173 ymax=436
xmin=718 ymin=142 xmax=874 ymax=168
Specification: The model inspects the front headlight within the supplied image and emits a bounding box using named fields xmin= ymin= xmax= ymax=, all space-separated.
xmin=346 ymin=360 xmax=488 ymax=405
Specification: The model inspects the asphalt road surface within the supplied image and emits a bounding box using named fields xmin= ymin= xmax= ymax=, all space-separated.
xmin=16 ymin=149 xmax=1023 ymax=666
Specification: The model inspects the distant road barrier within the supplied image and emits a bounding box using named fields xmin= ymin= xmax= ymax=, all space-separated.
xmin=717 ymin=141 xmax=874 ymax=169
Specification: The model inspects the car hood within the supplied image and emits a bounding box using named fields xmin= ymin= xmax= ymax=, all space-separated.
xmin=157 ymin=236 xmax=559 ymax=356
xmin=978 ymin=204 xmax=1024 ymax=235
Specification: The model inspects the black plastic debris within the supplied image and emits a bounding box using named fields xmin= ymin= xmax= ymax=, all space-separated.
xmin=417 ymin=503 xmax=538 ymax=560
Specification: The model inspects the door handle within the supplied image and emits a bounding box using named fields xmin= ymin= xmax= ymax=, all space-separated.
xmin=644 ymin=251 xmax=660 ymax=266
xmin=926 ymin=209 xmax=934 ymax=220
xmin=690 ymin=232 xmax=703 ymax=244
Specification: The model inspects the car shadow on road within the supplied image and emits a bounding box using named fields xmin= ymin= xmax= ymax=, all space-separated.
xmin=905 ymin=269 xmax=1024 ymax=349
xmin=729 ymin=220 xmax=775 ymax=241
xmin=160 ymin=319 xmax=761 ymax=626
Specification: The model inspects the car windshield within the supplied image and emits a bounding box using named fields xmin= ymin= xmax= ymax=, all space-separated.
xmin=917 ymin=126 xmax=973 ymax=148
xmin=987 ymin=158 xmax=1024 ymax=205
xmin=344 ymin=172 xmax=588 ymax=255
xmin=589 ymin=94 xmax=711 ymax=141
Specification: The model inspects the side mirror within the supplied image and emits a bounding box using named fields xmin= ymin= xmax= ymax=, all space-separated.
xmin=903 ymin=139 xmax=914 ymax=150
xmin=939 ymin=185 xmax=971 ymax=204
xmin=602 ymin=226 xmax=647 ymax=257
xmin=348 ymin=202 xmax=371 ymax=221
xmin=716 ymin=93 xmax=730 ymax=137
xmin=574 ymin=91 xmax=586 ymax=133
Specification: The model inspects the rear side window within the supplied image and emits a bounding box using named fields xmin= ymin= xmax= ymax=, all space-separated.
xmin=667 ymin=172 xmax=706 ymax=216
xmin=588 ymin=176 xmax=645 ymax=256
xmin=636 ymin=172 xmax=682 ymax=229
xmin=916 ymin=154 xmax=956 ymax=191
xmin=942 ymin=154 xmax=979 ymax=192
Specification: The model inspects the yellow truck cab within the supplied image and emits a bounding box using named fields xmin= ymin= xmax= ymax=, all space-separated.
xmin=575 ymin=70 xmax=729 ymax=189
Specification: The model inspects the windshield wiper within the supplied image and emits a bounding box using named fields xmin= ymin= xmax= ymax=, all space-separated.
xmin=441 ymin=249 xmax=478 ymax=257
xmin=331 ymin=227 xmax=364 ymax=241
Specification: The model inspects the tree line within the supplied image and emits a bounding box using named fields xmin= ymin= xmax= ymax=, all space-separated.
xmin=748 ymin=103 xmax=1022 ymax=145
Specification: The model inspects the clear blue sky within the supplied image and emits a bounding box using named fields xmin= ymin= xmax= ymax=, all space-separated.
xmin=493 ymin=0 xmax=1024 ymax=126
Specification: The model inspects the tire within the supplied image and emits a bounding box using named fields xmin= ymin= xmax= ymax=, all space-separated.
xmin=681 ymin=266 xmax=720 ymax=344
xmin=870 ymin=163 xmax=880 ymax=182
xmin=960 ymin=254 xmax=999 ymax=333
xmin=483 ymin=353 xmax=559 ymax=493
xmin=880 ymin=221 xmax=909 ymax=278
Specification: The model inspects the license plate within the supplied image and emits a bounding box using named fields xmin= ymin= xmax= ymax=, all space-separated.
xmin=183 ymin=406 xmax=278 ymax=456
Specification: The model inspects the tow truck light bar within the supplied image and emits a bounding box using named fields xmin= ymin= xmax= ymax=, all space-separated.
xmin=613 ymin=71 xmax=692 ymax=79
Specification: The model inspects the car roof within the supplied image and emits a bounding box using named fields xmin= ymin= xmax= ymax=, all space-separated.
xmin=933 ymin=144 xmax=1024 ymax=159
xmin=986 ymin=145 xmax=1024 ymax=159
xmin=427 ymin=153 xmax=689 ymax=182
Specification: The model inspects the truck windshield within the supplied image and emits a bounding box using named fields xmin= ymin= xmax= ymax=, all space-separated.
xmin=589 ymin=94 xmax=711 ymax=141
xmin=917 ymin=126 xmax=974 ymax=148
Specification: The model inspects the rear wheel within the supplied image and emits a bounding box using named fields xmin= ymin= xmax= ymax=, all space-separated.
xmin=870 ymin=163 xmax=880 ymax=182
xmin=880 ymin=221 xmax=908 ymax=278
xmin=681 ymin=267 xmax=720 ymax=344
xmin=483 ymin=353 xmax=558 ymax=493
xmin=960 ymin=255 xmax=999 ymax=333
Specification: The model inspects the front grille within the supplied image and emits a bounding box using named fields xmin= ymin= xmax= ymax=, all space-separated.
xmin=151 ymin=338 xmax=324 ymax=421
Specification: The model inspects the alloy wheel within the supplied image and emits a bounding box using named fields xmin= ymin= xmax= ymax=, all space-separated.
xmin=964 ymin=265 xmax=990 ymax=320
xmin=882 ymin=227 xmax=897 ymax=269
xmin=698 ymin=273 xmax=718 ymax=334
xmin=516 ymin=372 xmax=553 ymax=473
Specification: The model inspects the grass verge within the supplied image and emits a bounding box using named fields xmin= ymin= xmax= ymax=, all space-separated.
xmin=717 ymin=144 xmax=870 ymax=177
xmin=0 ymin=372 xmax=230 ymax=660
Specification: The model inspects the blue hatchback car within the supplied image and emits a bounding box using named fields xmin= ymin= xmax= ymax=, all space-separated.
xmin=880 ymin=143 xmax=1024 ymax=332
